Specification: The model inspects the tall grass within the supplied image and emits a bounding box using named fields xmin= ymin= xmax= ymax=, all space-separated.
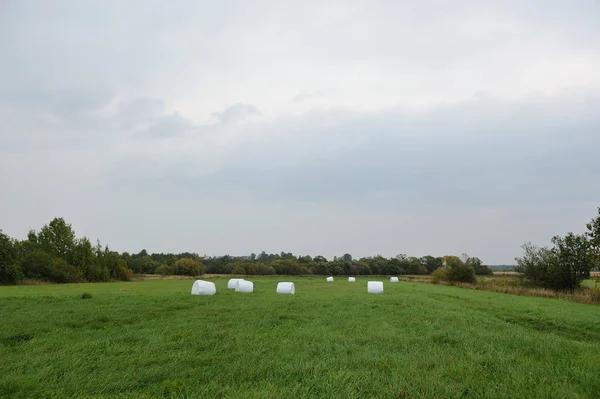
xmin=403 ymin=274 xmax=600 ymax=305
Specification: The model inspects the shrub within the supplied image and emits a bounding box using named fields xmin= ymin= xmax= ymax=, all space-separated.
xmin=20 ymin=250 xmax=53 ymax=280
xmin=232 ymin=264 xmax=246 ymax=275
xmin=81 ymin=292 xmax=93 ymax=299
xmin=432 ymin=266 xmax=450 ymax=283
xmin=444 ymin=256 xmax=476 ymax=283
xmin=48 ymin=258 xmax=80 ymax=283
xmin=0 ymin=263 xmax=23 ymax=285
xmin=173 ymin=257 xmax=204 ymax=276
xmin=156 ymin=264 xmax=173 ymax=276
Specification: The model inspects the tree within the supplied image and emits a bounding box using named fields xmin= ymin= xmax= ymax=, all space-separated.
xmin=173 ymin=257 xmax=204 ymax=276
xmin=156 ymin=264 xmax=173 ymax=276
xmin=516 ymin=234 xmax=593 ymax=292
xmin=551 ymin=233 xmax=594 ymax=292
xmin=72 ymin=237 xmax=96 ymax=279
xmin=436 ymin=255 xmax=476 ymax=283
xmin=422 ymin=256 xmax=443 ymax=274
xmin=0 ymin=230 xmax=22 ymax=284
xmin=20 ymin=250 xmax=53 ymax=280
xmin=464 ymin=255 xmax=493 ymax=275
xmin=586 ymin=207 xmax=600 ymax=269
xmin=38 ymin=218 xmax=76 ymax=263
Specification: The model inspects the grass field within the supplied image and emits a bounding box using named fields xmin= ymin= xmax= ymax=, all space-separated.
xmin=1 ymin=277 xmax=600 ymax=398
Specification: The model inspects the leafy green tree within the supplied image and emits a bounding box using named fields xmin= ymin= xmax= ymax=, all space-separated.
xmin=20 ymin=250 xmax=53 ymax=280
xmin=48 ymin=258 xmax=79 ymax=283
xmin=586 ymin=207 xmax=600 ymax=269
xmin=464 ymin=255 xmax=493 ymax=275
xmin=173 ymin=257 xmax=204 ymax=276
xmin=156 ymin=264 xmax=173 ymax=275
xmin=72 ymin=237 xmax=96 ymax=279
xmin=38 ymin=218 xmax=76 ymax=263
xmin=421 ymin=256 xmax=444 ymax=274
xmin=516 ymin=234 xmax=593 ymax=292
xmin=0 ymin=230 xmax=22 ymax=284
xmin=440 ymin=255 xmax=476 ymax=283
xmin=551 ymin=233 xmax=594 ymax=292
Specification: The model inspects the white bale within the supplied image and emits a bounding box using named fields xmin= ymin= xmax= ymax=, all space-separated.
xmin=390 ymin=276 xmax=399 ymax=283
xmin=348 ymin=277 xmax=356 ymax=282
xmin=227 ymin=278 xmax=244 ymax=289
xmin=191 ymin=280 xmax=216 ymax=295
xmin=235 ymin=280 xmax=254 ymax=293
xmin=367 ymin=281 xmax=384 ymax=294
xmin=326 ymin=276 xmax=334 ymax=282
xmin=276 ymin=282 xmax=295 ymax=295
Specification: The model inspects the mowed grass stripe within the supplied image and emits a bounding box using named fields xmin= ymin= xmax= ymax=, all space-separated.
xmin=1 ymin=277 xmax=599 ymax=398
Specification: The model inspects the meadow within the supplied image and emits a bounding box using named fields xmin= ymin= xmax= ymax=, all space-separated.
xmin=1 ymin=277 xmax=600 ymax=398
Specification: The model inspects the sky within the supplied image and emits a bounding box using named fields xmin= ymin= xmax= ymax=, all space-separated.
xmin=1 ymin=0 xmax=599 ymax=264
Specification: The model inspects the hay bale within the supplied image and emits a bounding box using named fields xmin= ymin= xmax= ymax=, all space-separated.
xmin=326 ymin=276 xmax=334 ymax=282
xmin=227 ymin=278 xmax=244 ymax=289
xmin=276 ymin=282 xmax=295 ymax=294
xmin=348 ymin=277 xmax=356 ymax=282
xmin=390 ymin=276 xmax=399 ymax=283
xmin=235 ymin=280 xmax=254 ymax=293
xmin=367 ymin=281 xmax=384 ymax=294
xmin=191 ymin=280 xmax=216 ymax=295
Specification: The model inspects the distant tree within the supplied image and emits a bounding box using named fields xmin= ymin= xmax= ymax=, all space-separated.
xmin=156 ymin=264 xmax=173 ymax=276
xmin=516 ymin=234 xmax=593 ymax=292
xmin=20 ymin=250 xmax=53 ymax=280
xmin=38 ymin=218 xmax=76 ymax=263
xmin=464 ymin=255 xmax=493 ymax=275
xmin=551 ymin=233 xmax=594 ymax=292
xmin=48 ymin=258 xmax=79 ymax=283
xmin=173 ymin=257 xmax=204 ymax=276
xmin=586 ymin=207 xmax=600 ymax=269
xmin=421 ymin=256 xmax=444 ymax=274
xmin=72 ymin=237 xmax=96 ymax=279
xmin=0 ymin=230 xmax=22 ymax=284
xmin=438 ymin=255 xmax=476 ymax=283
xmin=341 ymin=253 xmax=353 ymax=262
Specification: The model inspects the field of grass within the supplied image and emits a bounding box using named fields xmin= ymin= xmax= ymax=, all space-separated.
xmin=2 ymin=277 xmax=600 ymax=398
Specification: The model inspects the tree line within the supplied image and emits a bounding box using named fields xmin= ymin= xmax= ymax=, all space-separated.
xmin=3 ymin=208 xmax=597 ymax=289
xmin=0 ymin=217 xmax=492 ymax=285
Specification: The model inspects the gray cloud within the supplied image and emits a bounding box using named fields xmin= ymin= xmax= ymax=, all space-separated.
xmin=293 ymin=89 xmax=331 ymax=102
xmin=212 ymin=103 xmax=260 ymax=124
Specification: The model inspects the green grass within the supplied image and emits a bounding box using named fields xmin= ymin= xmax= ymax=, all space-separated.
xmin=1 ymin=277 xmax=600 ymax=398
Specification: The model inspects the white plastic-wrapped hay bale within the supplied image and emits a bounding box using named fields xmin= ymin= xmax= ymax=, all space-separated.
xmin=348 ymin=277 xmax=356 ymax=282
xmin=235 ymin=280 xmax=254 ymax=293
xmin=227 ymin=278 xmax=244 ymax=289
xmin=326 ymin=276 xmax=334 ymax=282
xmin=191 ymin=280 xmax=216 ymax=295
xmin=367 ymin=281 xmax=384 ymax=294
xmin=276 ymin=282 xmax=295 ymax=295
xmin=390 ymin=276 xmax=399 ymax=283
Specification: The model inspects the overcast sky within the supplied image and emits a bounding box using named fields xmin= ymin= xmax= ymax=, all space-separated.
xmin=1 ymin=1 xmax=599 ymax=264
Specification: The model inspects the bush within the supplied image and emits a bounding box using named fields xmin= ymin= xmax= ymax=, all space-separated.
xmin=232 ymin=264 xmax=246 ymax=275
xmin=156 ymin=264 xmax=173 ymax=276
xmin=173 ymin=257 xmax=204 ymax=276
xmin=432 ymin=266 xmax=450 ymax=283
xmin=433 ymin=256 xmax=476 ymax=284
xmin=81 ymin=292 xmax=92 ymax=299
xmin=48 ymin=258 xmax=80 ymax=283
xmin=20 ymin=250 xmax=53 ymax=280
xmin=0 ymin=263 xmax=23 ymax=284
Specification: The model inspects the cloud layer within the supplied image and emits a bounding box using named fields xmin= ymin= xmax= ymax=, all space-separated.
xmin=1 ymin=0 xmax=599 ymax=263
